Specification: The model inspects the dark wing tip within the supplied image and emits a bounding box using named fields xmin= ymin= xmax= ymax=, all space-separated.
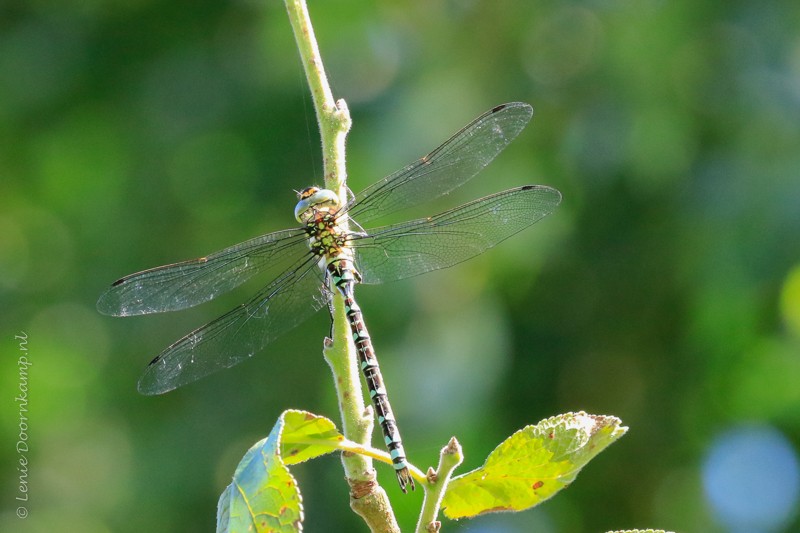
xmin=492 ymin=101 xmax=533 ymax=117
xmin=520 ymin=185 xmax=563 ymax=212
xmin=521 ymin=183 xmax=562 ymax=197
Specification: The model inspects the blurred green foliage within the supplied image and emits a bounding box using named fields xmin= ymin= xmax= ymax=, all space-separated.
xmin=2 ymin=1 xmax=799 ymax=532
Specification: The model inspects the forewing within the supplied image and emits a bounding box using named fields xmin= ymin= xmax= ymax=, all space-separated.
xmin=137 ymin=257 xmax=327 ymax=395
xmin=344 ymin=103 xmax=533 ymax=225
xmin=97 ymin=228 xmax=307 ymax=316
xmin=353 ymin=186 xmax=561 ymax=284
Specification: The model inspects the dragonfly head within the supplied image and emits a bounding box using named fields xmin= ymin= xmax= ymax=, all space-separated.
xmin=294 ymin=186 xmax=340 ymax=223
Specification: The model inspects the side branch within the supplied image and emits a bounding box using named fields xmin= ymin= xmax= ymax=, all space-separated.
xmin=415 ymin=438 xmax=463 ymax=533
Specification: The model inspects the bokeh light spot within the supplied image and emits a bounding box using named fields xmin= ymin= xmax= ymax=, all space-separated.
xmin=780 ymin=265 xmax=800 ymax=337
xmin=702 ymin=425 xmax=800 ymax=531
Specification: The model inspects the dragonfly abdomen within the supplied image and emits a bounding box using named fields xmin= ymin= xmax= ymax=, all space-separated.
xmin=328 ymin=258 xmax=414 ymax=492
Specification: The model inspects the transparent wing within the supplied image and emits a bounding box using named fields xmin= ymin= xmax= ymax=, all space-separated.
xmin=352 ymin=185 xmax=561 ymax=284
xmin=137 ymin=257 xmax=328 ymax=395
xmin=343 ymin=102 xmax=533 ymax=225
xmin=97 ymin=227 xmax=308 ymax=316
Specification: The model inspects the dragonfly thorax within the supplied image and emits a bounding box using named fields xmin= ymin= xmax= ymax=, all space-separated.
xmin=294 ymin=186 xmax=340 ymax=223
xmin=294 ymin=186 xmax=350 ymax=261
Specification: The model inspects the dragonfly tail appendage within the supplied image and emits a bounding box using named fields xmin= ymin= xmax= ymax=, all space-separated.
xmin=396 ymin=467 xmax=415 ymax=493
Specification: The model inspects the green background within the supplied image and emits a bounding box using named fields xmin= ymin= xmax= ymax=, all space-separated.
xmin=2 ymin=0 xmax=799 ymax=531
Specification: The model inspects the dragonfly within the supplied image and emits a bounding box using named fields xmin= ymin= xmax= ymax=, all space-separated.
xmin=97 ymin=102 xmax=562 ymax=492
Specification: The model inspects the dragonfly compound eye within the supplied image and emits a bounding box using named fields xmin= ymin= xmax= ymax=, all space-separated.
xmin=294 ymin=188 xmax=340 ymax=223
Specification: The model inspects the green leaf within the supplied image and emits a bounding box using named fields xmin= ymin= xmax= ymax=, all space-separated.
xmin=280 ymin=409 xmax=346 ymax=465
xmin=442 ymin=412 xmax=627 ymax=519
xmin=216 ymin=410 xmax=344 ymax=533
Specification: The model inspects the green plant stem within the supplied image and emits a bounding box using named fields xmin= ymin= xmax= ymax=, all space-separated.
xmin=415 ymin=438 xmax=463 ymax=533
xmin=332 ymin=438 xmax=426 ymax=481
xmin=284 ymin=0 xmax=350 ymax=198
xmin=283 ymin=2 xmax=400 ymax=532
